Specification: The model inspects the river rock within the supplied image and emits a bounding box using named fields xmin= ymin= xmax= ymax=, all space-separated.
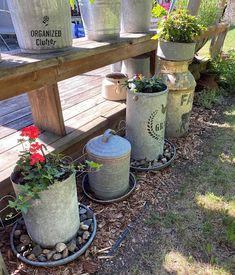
xmin=46 ymin=250 xmax=56 ymax=261
xmin=77 ymin=237 xmax=83 ymax=245
xmin=55 ymin=242 xmax=67 ymax=253
xmin=82 ymin=231 xmax=90 ymax=240
xmin=53 ymin=253 xmax=62 ymax=261
xmin=32 ymin=245 xmax=42 ymax=257
xmin=79 ymin=208 xmax=87 ymax=215
xmin=14 ymin=230 xmax=22 ymax=238
xmin=67 ymin=239 xmax=77 ymax=253
xmin=80 ymin=224 xmax=89 ymax=231
xmin=86 ymin=209 xmax=93 ymax=219
xmin=62 ymin=248 xmax=69 ymax=258
xmin=80 ymin=214 xmax=87 ymax=222
xmin=20 ymin=234 xmax=31 ymax=245
xmin=77 ymin=229 xmax=84 ymax=237
xmin=161 ymin=158 xmax=167 ymax=164
xmin=38 ymin=255 xmax=47 ymax=262
xmin=27 ymin=254 xmax=36 ymax=261
xmin=16 ymin=244 xmax=26 ymax=253
xmin=42 ymin=249 xmax=51 ymax=254
xmin=83 ymin=219 xmax=92 ymax=227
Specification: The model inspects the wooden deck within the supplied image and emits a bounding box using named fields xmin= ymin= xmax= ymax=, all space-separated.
xmin=0 ymin=66 xmax=126 ymax=195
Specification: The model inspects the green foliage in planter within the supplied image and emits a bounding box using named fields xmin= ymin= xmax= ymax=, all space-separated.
xmin=155 ymin=9 xmax=205 ymax=43
xmin=126 ymin=74 xmax=166 ymax=94
xmin=209 ymin=51 xmax=235 ymax=93
xmin=176 ymin=0 xmax=221 ymax=27
xmin=9 ymin=126 xmax=101 ymax=214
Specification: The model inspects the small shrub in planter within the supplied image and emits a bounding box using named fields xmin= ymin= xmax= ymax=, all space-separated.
xmin=155 ymin=9 xmax=205 ymax=61
xmin=9 ymin=126 xmax=100 ymax=248
xmin=125 ymin=75 xmax=168 ymax=161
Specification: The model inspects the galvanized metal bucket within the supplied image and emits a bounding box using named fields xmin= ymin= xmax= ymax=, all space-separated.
xmin=157 ymin=41 xmax=196 ymax=61
xmin=86 ymin=129 xmax=131 ymax=200
xmin=7 ymin=0 xmax=72 ymax=53
xmin=122 ymin=54 xmax=151 ymax=78
xmin=126 ymin=87 xmax=168 ymax=161
xmin=159 ymin=60 xmax=196 ymax=137
xmin=11 ymin=172 xmax=80 ymax=248
xmin=121 ymin=0 xmax=152 ymax=33
xmin=79 ymin=0 xmax=121 ymax=41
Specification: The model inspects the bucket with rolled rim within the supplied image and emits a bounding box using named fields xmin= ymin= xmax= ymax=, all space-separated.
xmin=7 ymin=0 xmax=72 ymax=53
xmin=122 ymin=54 xmax=151 ymax=78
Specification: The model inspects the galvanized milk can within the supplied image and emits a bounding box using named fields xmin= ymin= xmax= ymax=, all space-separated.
xmin=126 ymin=86 xmax=168 ymax=161
xmin=86 ymin=129 xmax=131 ymax=200
xmin=7 ymin=0 xmax=72 ymax=53
xmin=160 ymin=60 xmax=196 ymax=137
xmin=102 ymin=73 xmax=128 ymax=101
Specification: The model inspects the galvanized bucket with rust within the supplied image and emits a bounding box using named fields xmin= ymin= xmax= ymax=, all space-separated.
xmin=86 ymin=129 xmax=131 ymax=200
xmin=126 ymin=86 xmax=168 ymax=161
xmin=122 ymin=54 xmax=151 ymax=78
xmin=7 ymin=0 xmax=72 ymax=53
xmin=11 ymin=172 xmax=80 ymax=248
xmin=79 ymin=0 xmax=121 ymax=41
xmin=159 ymin=60 xmax=196 ymax=137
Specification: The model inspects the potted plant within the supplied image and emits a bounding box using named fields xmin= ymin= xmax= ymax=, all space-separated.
xmin=7 ymin=0 xmax=72 ymax=53
xmin=77 ymin=0 xmax=121 ymax=41
xmin=9 ymin=126 xmax=93 ymax=248
xmin=121 ymin=0 xmax=152 ymax=33
xmin=125 ymin=74 xmax=168 ymax=162
xmin=156 ymin=9 xmax=205 ymax=61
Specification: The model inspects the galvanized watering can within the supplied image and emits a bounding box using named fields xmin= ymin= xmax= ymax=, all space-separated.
xmin=86 ymin=129 xmax=131 ymax=200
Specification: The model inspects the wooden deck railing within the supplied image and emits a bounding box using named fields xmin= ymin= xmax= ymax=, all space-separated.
xmin=0 ymin=33 xmax=157 ymax=136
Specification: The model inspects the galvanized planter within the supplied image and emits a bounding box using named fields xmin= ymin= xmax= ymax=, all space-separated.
xmin=102 ymin=73 xmax=128 ymax=101
xmin=121 ymin=0 xmax=152 ymax=33
xmin=79 ymin=0 xmax=121 ymax=41
xmin=159 ymin=60 xmax=196 ymax=137
xmin=7 ymin=0 xmax=72 ymax=53
xmin=157 ymin=40 xmax=196 ymax=61
xmin=126 ymin=87 xmax=168 ymax=161
xmin=86 ymin=129 xmax=131 ymax=200
xmin=122 ymin=54 xmax=151 ymax=78
xmin=11 ymin=172 xmax=80 ymax=248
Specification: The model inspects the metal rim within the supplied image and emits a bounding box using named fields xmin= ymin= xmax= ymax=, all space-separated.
xmin=130 ymin=140 xmax=176 ymax=172
xmin=10 ymin=204 xmax=97 ymax=267
xmin=82 ymin=173 xmax=136 ymax=204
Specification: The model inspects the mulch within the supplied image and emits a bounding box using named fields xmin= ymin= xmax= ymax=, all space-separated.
xmin=0 ymin=104 xmax=213 ymax=275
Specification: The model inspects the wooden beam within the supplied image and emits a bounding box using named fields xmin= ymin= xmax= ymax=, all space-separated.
xmin=0 ymin=252 xmax=8 ymax=275
xmin=187 ymin=0 xmax=202 ymax=15
xmin=28 ymin=84 xmax=66 ymax=136
xmin=149 ymin=50 xmax=156 ymax=77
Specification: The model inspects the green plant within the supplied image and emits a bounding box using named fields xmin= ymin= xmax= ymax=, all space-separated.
xmin=9 ymin=126 xmax=101 ymax=214
xmin=155 ymin=9 xmax=205 ymax=43
xmin=209 ymin=51 xmax=235 ymax=93
xmin=125 ymin=74 xmax=166 ymax=94
xmin=152 ymin=3 xmax=167 ymax=18
xmin=197 ymin=88 xmax=224 ymax=109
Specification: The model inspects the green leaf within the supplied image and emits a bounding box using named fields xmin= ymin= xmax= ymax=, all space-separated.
xmin=85 ymin=160 xmax=103 ymax=170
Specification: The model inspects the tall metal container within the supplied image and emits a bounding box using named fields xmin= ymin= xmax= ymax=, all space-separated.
xmin=126 ymin=87 xmax=168 ymax=161
xmin=7 ymin=0 xmax=72 ymax=53
xmin=11 ymin=172 xmax=80 ymax=248
xmin=121 ymin=0 xmax=152 ymax=33
xmin=86 ymin=129 xmax=131 ymax=200
xmin=79 ymin=0 xmax=121 ymax=41
xmin=159 ymin=60 xmax=196 ymax=137
xmin=122 ymin=54 xmax=151 ymax=78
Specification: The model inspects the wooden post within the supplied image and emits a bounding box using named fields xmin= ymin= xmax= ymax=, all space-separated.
xmin=0 ymin=252 xmax=8 ymax=275
xmin=28 ymin=84 xmax=66 ymax=136
xmin=187 ymin=0 xmax=202 ymax=15
xmin=210 ymin=28 xmax=229 ymax=58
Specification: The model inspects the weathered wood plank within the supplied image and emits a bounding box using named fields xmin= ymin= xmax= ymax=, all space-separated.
xmin=28 ymin=84 xmax=66 ymax=136
xmin=187 ymin=0 xmax=202 ymax=16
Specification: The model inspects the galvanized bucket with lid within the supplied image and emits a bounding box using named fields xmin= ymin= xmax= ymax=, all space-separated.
xmin=86 ymin=129 xmax=131 ymax=200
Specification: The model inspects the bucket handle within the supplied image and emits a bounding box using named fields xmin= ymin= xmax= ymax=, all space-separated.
xmin=102 ymin=129 xmax=115 ymax=143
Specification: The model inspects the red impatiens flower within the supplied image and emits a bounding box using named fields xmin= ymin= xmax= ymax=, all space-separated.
xmin=30 ymin=153 xmax=45 ymax=166
xmin=30 ymin=142 xmax=43 ymax=153
xmin=20 ymin=126 xmax=40 ymax=139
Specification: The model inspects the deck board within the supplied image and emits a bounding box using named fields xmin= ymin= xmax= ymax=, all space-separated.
xmin=0 ymin=66 xmax=126 ymax=189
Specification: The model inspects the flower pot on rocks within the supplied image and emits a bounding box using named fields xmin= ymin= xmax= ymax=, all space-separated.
xmin=126 ymin=87 xmax=168 ymax=161
xmin=79 ymin=0 xmax=121 ymax=41
xmin=121 ymin=0 xmax=152 ymax=33
xmin=86 ymin=129 xmax=131 ymax=200
xmin=157 ymin=40 xmax=196 ymax=61
xmin=122 ymin=54 xmax=151 ymax=78
xmin=102 ymin=73 xmax=128 ymax=101
xmin=7 ymin=0 xmax=72 ymax=53
xmin=159 ymin=60 xmax=196 ymax=137
xmin=11 ymin=172 xmax=80 ymax=248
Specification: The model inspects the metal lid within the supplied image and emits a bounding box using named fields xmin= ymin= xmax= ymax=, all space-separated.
xmin=86 ymin=129 xmax=131 ymax=159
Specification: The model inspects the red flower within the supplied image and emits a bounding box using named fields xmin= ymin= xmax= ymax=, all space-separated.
xmin=20 ymin=126 xmax=40 ymax=139
xmin=30 ymin=153 xmax=45 ymax=166
xmin=30 ymin=142 xmax=43 ymax=153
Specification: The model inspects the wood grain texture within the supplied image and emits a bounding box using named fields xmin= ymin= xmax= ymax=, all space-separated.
xmin=28 ymin=84 xmax=66 ymax=136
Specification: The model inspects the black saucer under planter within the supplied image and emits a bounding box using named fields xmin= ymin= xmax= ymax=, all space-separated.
xmin=130 ymin=140 xmax=176 ymax=172
xmin=10 ymin=204 xmax=97 ymax=267
xmin=82 ymin=173 xmax=136 ymax=204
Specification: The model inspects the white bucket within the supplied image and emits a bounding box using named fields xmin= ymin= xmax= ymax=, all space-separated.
xmin=7 ymin=0 xmax=72 ymax=53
